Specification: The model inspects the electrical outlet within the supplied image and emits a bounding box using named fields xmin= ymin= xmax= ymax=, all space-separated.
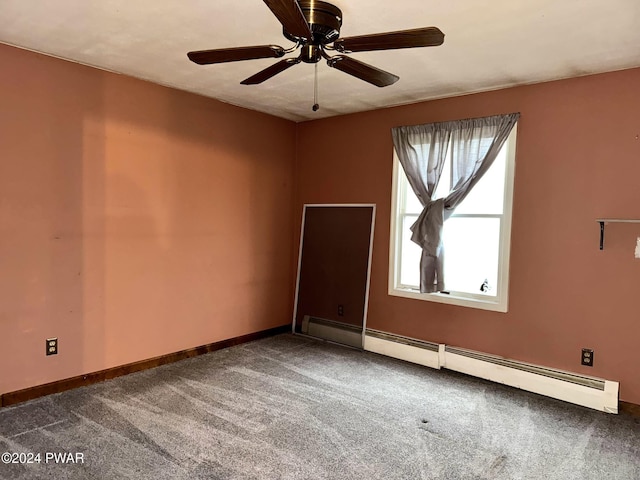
xmin=46 ymin=338 xmax=58 ymax=356
xmin=581 ymin=348 xmax=593 ymax=367
xmin=337 ymin=304 xmax=344 ymax=316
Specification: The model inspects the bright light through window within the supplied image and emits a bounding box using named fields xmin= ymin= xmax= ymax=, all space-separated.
xmin=390 ymin=125 xmax=517 ymax=312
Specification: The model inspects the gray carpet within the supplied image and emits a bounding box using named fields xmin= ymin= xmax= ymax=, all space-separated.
xmin=0 ymin=334 xmax=638 ymax=480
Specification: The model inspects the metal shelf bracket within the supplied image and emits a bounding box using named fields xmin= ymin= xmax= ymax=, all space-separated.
xmin=596 ymin=219 xmax=640 ymax=251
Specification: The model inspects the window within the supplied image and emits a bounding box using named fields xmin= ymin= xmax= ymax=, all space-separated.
xmin=389 ymin=124 xmax=517 ymax=312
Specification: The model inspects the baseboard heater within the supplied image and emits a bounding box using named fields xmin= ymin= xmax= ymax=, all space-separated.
xmin=442 ymin=345 xmax=618 ymax=413
xmin=362 ymin=329 xmax=619 ymax=414
xmin=301 ymin=316 xmax=364 ymax=349
xmin=364 ymin=328 xmax=441 ymax=369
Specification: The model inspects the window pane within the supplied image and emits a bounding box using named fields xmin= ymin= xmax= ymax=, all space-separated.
xmin=454 ymin=146 xmax=506 ymax=215
xmin=442 ymin=217 xmax=500 ymax=295
xmin=399 ymin=215 xmax=421 ymax=287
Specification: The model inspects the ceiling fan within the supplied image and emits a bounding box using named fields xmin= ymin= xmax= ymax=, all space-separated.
xmin=187 ymin=0 xmax=444 ymax=94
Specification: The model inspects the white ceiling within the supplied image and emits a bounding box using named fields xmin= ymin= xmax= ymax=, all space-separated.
xmin=1 ymin=0 xmax=639 ymax=122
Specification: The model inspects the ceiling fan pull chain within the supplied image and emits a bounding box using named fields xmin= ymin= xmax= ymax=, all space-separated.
xmin=312 ymin=62 xmax=320 ymax=111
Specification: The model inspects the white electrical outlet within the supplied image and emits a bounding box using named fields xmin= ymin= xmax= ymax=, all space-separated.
xmin=635 ymin=237 xmax=640 ymax=259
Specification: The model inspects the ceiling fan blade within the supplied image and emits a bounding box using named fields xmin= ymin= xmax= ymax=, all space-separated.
xmin=187 ymin=45 xmax=285 ymax=65
xmin=327 ymin=55 xmax=399 ymax=87
xmin=334 ymin=27 xmax=444 ymax=53
xmin=241 ymin=58 xmax=301 ymax=85
xmin=263 ymin=0 xmax=312 ymax=40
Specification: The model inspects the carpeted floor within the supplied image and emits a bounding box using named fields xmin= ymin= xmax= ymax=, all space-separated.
xmin=0 ymin=334 xmax=638 ymax=479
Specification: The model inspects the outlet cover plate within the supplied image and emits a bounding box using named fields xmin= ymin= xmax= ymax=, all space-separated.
xmin=581 ymin=348 xmax=594 ymax=367
xmin=46 ymin=338 xmax=58 ymax=356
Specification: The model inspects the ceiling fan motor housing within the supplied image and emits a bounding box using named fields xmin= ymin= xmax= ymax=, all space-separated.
xmin=283 ymin=0 xmax=343 ymax=49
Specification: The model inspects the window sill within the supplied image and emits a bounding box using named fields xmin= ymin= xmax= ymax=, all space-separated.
xmin=389 ymin=287 xmax=508 ymax=313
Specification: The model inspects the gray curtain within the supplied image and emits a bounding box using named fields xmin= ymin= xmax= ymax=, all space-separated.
xmin=392 ymin=113 xmax=520 ymax=293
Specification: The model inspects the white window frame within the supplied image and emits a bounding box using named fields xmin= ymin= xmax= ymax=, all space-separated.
xmin=388 ymin=123 xmax=518 ymax=313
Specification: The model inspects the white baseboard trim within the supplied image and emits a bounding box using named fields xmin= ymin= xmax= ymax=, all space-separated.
xmin=363 ymin=330 xmax=619 ymax=414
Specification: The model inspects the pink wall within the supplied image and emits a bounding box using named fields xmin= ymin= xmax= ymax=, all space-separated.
xmin=0 ymin=44 xmax=296 ymax=395
xmin=296 ymin=68 xmax=640 ymax=404
xmin=2 ymin=41 xmax=639 ymax=406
